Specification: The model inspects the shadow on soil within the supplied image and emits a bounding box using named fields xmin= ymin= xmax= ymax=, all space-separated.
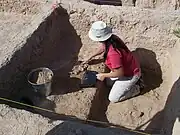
xmin=140 ymin=77 xmax=180 ymax=134
xmin=88 ymin=59 xmax=104 ymax=65
xmin=88 ymin=67 xmax=110 ymax=125
xmin=0 ymin=6 xmax=82 ymax=118
xmin=84 ymin=0 xmax=122 ymax=6
xmin=88 ymin=81 xmax=110 ymax=124
xmin=45 ymin=121 xmax=143 ymax=135
xmin=132 ymin=48 xmax=163 ymax=95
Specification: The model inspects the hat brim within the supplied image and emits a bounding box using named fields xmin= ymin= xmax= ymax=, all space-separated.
xmin=88 ymin=27 xmax=113 ymax=42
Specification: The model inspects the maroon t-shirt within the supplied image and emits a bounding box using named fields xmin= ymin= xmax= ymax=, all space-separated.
xmin=102 ymin=45 xmax=140 ymax=77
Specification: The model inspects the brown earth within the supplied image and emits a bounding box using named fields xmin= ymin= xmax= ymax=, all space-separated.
xmin=0 ymin=104 xmax=143 ymax=135
xmin=0 ymin=0 xmax=180 ymax=135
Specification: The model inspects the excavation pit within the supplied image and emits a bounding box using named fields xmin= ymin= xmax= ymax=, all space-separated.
xmin=0 ymin=0 xmax=180 ymax=134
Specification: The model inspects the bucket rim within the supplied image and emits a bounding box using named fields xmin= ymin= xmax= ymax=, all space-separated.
xmin=27 ymin=67 xmax=54 ymax=86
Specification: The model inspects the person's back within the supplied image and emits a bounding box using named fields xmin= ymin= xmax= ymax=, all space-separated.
xmin=118 ymin=48 xmax=140 ymax=77
xmin=103 ymin=36 xmax=141 ymax=77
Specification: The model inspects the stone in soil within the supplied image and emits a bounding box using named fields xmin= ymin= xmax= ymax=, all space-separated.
xmin=71 ymin=63 xmax=88 ymax=75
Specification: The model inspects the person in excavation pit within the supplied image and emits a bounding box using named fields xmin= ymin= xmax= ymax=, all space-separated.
xmin=84 ymin=21 xmax=144 ymax=103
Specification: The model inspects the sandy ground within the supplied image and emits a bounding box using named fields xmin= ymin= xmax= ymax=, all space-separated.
xmin=0 ymin=0 xmax=180 ymax=135
xmin=66 ymin=1 xmax=179 ymax=134
xmin=0 ymin=104 xmax=61 ymax=135
xmin=0 ymin=104 xmax=144 ymax=135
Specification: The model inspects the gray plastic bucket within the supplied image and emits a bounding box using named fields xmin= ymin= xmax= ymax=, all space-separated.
xmin=28 ymin=67 xmax=54 ymax=97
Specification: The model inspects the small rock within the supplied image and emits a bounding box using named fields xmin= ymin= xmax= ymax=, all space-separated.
xmin=79 ymin=67 xmax=84 ymax=72
xmin=130 ymin=111 xmax=144 ymax=118
xmin=73 ymin=71 xmax=78 ymax=75
xmin=46 ymin=95 xmax=55 ymax=101
xmin=51 ymin=120 xmax=63 ymax=126
xmin=131 ymin=111 xmax=136 ymax=117
xmin=69 ymin=10 xmax=76 ymax=14
xmin=23 ymin=11 xmax=26 ymax=15
xmin=153 ymin=91 xmax=160 ymax=100
xmin=139 ymin=112 xmax=144 ymax=117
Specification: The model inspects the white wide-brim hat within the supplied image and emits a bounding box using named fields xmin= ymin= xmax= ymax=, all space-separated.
xmin=88 ymin=21 xmax=112 ymax=42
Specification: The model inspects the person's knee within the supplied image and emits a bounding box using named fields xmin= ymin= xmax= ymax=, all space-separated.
xmin=108 ymin=95 xmax=119 ymax=103
xmin=108 ymin=88 xmax=124 ymax=103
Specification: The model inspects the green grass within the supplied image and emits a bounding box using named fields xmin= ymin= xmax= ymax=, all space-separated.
xmin=173 ymin=28 xmax=180 ymax=38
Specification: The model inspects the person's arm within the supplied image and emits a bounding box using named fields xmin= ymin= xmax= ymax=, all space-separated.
xmin=83 ymin=45 xmax=105 ymax=63
xmin=103 ymin=68 xmax=124 ymax=78
xmin=96 ymin=68 xmax=124 ymax=81
xmin=96 ymin=52 xmax=124 ymax=81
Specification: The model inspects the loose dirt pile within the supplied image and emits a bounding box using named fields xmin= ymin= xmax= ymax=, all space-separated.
xmin=71 ymin=63 xmax=89 ymax=75
xmin=36 ymin=71 xmax=52 ymax=84
xmin=32 ymin=70 xmax=53 ymax=84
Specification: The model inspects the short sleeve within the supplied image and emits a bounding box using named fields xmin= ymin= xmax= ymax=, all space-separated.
xmin=109 ymin=53 xmax=123 ymax=69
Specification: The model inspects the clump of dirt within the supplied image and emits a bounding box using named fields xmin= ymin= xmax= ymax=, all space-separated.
xmin=71 ymin=63 xmax=89 ymax=75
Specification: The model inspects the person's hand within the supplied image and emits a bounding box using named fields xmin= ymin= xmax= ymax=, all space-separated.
xmin=96 ymin=73 xmax=106 ymax=81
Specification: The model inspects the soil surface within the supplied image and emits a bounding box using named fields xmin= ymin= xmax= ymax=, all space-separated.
xmin=0 ymin=0 xmax=180 ymax=135
xmin=0 ymin=104 xmax=143 ymax=135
